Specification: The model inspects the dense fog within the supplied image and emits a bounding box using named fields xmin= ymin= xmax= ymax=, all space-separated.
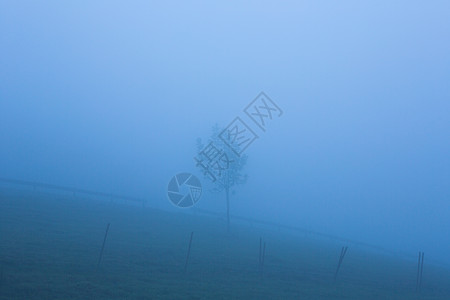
xmin=1 ymin=1 xmax=449 ymax=265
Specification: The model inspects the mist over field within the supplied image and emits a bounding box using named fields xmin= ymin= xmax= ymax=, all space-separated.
xmin=1 ymin=1 xmax=449 ymax=299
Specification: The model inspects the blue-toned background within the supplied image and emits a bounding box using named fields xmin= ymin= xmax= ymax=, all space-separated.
xmin=1 ymin=1 xmax=449 ymax=264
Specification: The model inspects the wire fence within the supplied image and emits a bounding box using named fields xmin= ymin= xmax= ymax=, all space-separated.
xmin=1 ymin=176 xmax=450 ymax=298
xmin=0 ymin=176 xmax=448 ymax=268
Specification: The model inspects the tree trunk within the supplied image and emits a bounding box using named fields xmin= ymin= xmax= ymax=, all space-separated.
xmin=226 ymin=187 xmax=230 ymax=233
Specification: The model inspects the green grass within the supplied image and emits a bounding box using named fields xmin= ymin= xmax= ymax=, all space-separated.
xmin=1 ymin=189 xmax=449 ymax=299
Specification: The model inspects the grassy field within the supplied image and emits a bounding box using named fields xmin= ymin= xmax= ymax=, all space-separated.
xmin=1 ymin=188 xmax=449 ymax=299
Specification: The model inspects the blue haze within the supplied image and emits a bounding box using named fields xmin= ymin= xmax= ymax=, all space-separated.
xmin=1 ymin=1 xmax=449 ymax=264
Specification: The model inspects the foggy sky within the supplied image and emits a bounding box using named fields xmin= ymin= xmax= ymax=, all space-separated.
xmin=1 ymin=1 xmax=449 ymax=264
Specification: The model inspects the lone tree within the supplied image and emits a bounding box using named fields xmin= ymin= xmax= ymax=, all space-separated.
xmin=196 ymin=124 xmax=248 ymax=233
